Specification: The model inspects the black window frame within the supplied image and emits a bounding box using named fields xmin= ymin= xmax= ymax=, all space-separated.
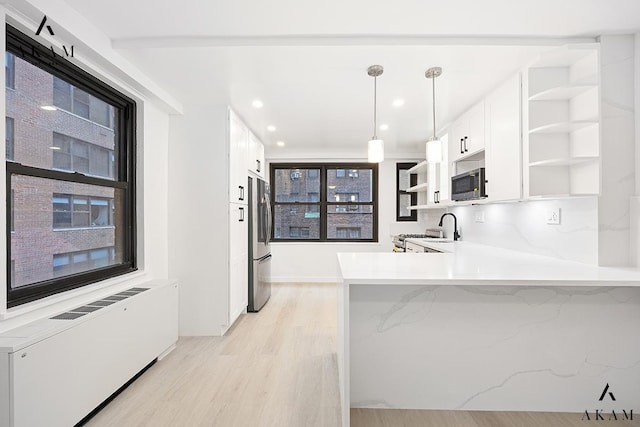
xmin=396 ymin=162 xmax=418 ymax=222
xmin=5 ymin=24 xmax=137 ymax=308
xmin=270 ymin=163 xmax=378 ymax=242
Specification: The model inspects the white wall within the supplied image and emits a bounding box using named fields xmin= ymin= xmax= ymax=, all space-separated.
xmin=597 ymin=35 xmax=636 ymax=266
xmin=168 ymin=105 xmax=230 ymax=336
xmin=632 ymin=33 xmax=640 ymax=267
xmin=427 ymin=198 xmax=599 ymax=265
xmin=0 ymin=2 xmax=173 ymax=332
xmin=269 ymin=158 xmax=426 ymax=282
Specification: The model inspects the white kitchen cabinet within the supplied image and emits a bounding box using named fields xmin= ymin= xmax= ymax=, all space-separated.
xmin=525 ymin=44 xmax=600 ymax=198
xmin=229 ymin=203 xmax=248 ymax=326
xmin=248 ymin=131 xmax=265 ymax=179
xmin=229 ymin=110 xmax=249 ymax=204
xmin=486 ymin=73 xmax=523 ymax=202
xmin=449 ymin=101 xmax=485 ymax=164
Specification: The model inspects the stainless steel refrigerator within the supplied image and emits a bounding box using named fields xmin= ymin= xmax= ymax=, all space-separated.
xmin=248 ymin=176 xmax=272 ymax=312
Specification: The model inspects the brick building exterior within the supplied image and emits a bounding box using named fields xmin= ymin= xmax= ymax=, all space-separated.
xmin=273 ymin=167 xmax=374 ymax=240
xmin=6 ymin=53 xmax=119 ymax=288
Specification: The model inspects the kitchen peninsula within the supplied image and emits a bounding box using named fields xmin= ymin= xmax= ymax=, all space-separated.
xmin=337 ymin=243 xmax=640 ymax=427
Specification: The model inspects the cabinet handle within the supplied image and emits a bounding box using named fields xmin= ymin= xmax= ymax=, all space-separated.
xmin=464 ymin=136 xmax=468 ymax=152
xmin=239 ymin=185 xmax=244 ymax=201
xmin=256 ymin=159 xmax=261 ymax=173
xmin=460 ymin=138 xmax=464 ymax=154
xmin=239 ymin=207 xmax=245 ymax=222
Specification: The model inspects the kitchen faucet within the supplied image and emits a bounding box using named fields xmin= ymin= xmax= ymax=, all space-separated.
xmin=438 ymin=213 xmax=460 ymax=241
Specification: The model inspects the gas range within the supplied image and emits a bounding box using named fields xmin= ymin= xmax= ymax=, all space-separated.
xmin=392 ymin=230 xmax=444 ymax=251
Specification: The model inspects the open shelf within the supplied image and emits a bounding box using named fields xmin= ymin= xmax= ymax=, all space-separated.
xmin=528 ymin=84 xmax=597 ymax=101
xmin=406 ymin=182 xmax=428 ymax=193
xmin=530 ymin=44 xmax=599 ymax=68
xmin=529 ymin=121 xmax=598 ymax=134
xmin=408 ymin=203 xmax=449 ymax=210
xmin=529 ymin=156 xmax=598 ymax=167
xmin=407 ymin=160 xmax=427 ymax=174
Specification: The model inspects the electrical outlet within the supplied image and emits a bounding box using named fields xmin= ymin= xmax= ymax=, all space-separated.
xmin=546 ymin=208 xmax=561 ymax=225
xmin=474 ymin=210 xmax=485 ymax=223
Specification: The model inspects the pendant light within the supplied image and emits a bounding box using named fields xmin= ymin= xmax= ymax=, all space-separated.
xmin=367 ymin=65 xmax=384 ymax=163
xmin=425 ymin=67 xmax=443 ymax=163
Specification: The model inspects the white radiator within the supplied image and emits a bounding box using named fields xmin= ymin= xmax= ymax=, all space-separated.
xmin=0 ymin=279 xmax=178 ymax=427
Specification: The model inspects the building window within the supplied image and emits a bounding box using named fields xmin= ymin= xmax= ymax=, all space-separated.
xmin=53 ymin=76 xmax=114 ymax=128
xmin=6 ymin=25 xmax=136 ymax=307
xmin=52 ymin=133 xmax=114 ymax=179
xmin=53 ymin=247 xmax=116 ymax=278
xmin=289 ymin=227 xmax=310 ymax=238
xmin=5 ymin=52 xmax=14 ymax=89
xmin=397 ymin=162 xmax=418 ymax=222
xmin=336 ymin=227 xmax=361 ymax=239
xmin=271 ymin=164 xmax=378 ymax=241
xmin=5 ymin=117 xmax=14 ymax=160
xmin=53 ymin=194 xmax=113 ymax=229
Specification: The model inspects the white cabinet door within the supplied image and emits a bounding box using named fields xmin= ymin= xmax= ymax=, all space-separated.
xmin=449 ymin=102 xmax=485 ymax=164
xmin=248 ymin=131 xmax=265 ymax=179
xmin=449 ymin=117 xmax=467 ymax=164
xmin=229 ymin=203 xmax=248 ymax=326
xmin=466 ymin=101 xmax=485 ymax=155
xmin=486 ymin=74 xmax=522 ymax=202
xmin=229 ymin=111 xmax=249 ymax=204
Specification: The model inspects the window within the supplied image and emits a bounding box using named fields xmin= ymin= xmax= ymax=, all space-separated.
xmin=6 ymin=25 xmax=136 ymax=307
xmin=53 ymin=76 xmax=114 ymax=128
xmin=336 ymin=227 xmax=361 ymax=239
xmin=53 ymin=247 xmax=115 ymax=277
xmin=289 ymin=227 xmax=310 ymax=238
xmin=53 ymin=194 xmax=113 ymax=229
xmin=271 ymin=164 xmax=378 ymax=241
xmin=52 ymin=133 xmax=114 ymax=178
xmin=397 ymin=162 xmax=418 ymax=222
xmin=5 ymin=117 xmax=14 ymax=160
xmin=5 ymin=52 xmax=14 ymax=89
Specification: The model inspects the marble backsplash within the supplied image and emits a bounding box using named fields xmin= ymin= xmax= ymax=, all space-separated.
xmin=424 ymin=198 xmax=599 ymax=265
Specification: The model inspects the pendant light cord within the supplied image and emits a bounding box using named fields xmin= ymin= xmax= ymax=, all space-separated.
xmin=432 ymin=74 xmax=436 ymax=140
xmin=373 ymin=75 xmax=377 ymax=140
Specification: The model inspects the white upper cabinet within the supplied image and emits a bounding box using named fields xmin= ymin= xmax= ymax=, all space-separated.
xmin=248 ymin=131 xmax=265 ymax=179
xmin=449 ymin=101 xmax=485 ymax=163
xmin=229 ymin=109 xmax=249 ymax=204
xmin=486 ymin=73 xmax=523 ymax=202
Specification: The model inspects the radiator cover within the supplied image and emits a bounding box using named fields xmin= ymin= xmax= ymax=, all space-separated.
xmin=0 ymin=280 xmax=178 ymax=427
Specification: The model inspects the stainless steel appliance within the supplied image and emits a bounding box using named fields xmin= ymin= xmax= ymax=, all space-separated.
xmin=392 ymin=229 xmax=444 ymax=252
xmin=248 ymin=176 xmax=272 ymax=312
xmin=451 ymin=167 xmax=487 ymax=201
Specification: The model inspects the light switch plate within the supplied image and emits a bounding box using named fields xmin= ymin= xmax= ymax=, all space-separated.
xmin=546 ymin=208 xmax=561 ymax=225
xmin=474 ymin=210 xmax=485 ymax=223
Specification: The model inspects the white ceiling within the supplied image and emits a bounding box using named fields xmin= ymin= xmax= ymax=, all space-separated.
xmin=61 ymin=0 xmax=640 ymax=157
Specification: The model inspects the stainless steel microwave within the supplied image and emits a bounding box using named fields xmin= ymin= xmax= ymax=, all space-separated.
xmin=451 ymin=167 xmax=487 ymax=201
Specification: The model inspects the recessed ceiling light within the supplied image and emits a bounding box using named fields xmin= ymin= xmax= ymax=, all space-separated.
xmin=276 ymin=141 xmax=285 ymax=147
xmin=49 ymin=146 xmax=61 ymax=150
xmin=267 ymin=125 xmax=277 ymax=132
xmin=392 ymin=99 xmax=405 ymax=108
xmin=252 ymin=100 xmax=263 ymax=109
xmin=379 ymin=124 xmax=389 ymax=131
xmin=40 ymin=105 xmax=57 ymax=111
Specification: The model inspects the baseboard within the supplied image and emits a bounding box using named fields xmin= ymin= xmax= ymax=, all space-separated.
xmin=270 ymin=276 xmax=339 ymax=283
xmin=157 ymin=343 xmax=177 ymax=361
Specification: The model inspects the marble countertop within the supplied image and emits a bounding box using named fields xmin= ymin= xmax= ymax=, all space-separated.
xmin=337 ymin=241 xmax=640 ymax=286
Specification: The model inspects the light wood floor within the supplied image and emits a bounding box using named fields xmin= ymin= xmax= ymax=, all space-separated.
xmin=86 ymin=283 xmax=639 ymax=427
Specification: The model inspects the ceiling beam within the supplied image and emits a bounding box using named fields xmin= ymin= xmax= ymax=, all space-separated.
xmin=112 ymin=34 xmax=597 ymax=49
